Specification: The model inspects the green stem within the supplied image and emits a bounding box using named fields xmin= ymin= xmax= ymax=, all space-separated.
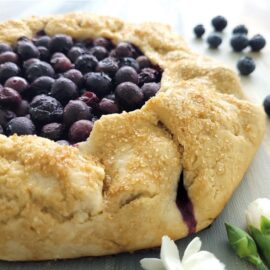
xmin=257 ymin=261 xmax=269 ymax=270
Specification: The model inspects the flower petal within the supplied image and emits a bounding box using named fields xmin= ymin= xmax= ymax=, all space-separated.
xmin=160 ymin=236 xmax=183 ymax=270
xmin=182 ymin=237 xmax=201 ymax=263
xmin=140 ymin=258 xmax=165 ymax=270
xmin=183 ymin=251 xmax=225 ymax=270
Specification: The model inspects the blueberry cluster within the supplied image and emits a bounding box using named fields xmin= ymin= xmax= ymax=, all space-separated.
xmin=0 ymin=33 xmax=162 ymax=144
xmin=193 ymin=16 xmax=267 ymax=76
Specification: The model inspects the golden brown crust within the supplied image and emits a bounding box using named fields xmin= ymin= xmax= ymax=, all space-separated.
xmin=0 ymin=12 xmax=266 ymax=260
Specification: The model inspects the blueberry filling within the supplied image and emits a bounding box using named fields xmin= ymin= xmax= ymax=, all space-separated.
xmin=176 ymin=171 xmax=197 ymax=234
xmin=0 ymin=34 xmax=162 ymax=143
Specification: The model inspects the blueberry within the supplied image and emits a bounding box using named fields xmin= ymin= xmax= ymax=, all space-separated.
xmin=141 ymin=82 xmax=160 ymax=100
xmin=57 ymin=140 xmax=70 ymax=145
xmin=40 ymin=122 xmax=63 ymax=141
xmin=37 ymin=46 xmax=50 ymax=61
xmin=230 ymin=34 xmax=249 ymax=52
xmin=237 ymin=56 xmax=256 ymax=76
xmin=51 ymin=77 xmax=78 ymax=103
xmin=29 ymin=95 xmax=63 ymax=124
xmin=0 ymin=109 xmax=16 ymax=127
xmin=98 ymin=98 xmax=120 ymax=114
xmin=193 ymin=24 xmax=205 ymax=38
xmin=16 ymin=40 xmax=40 ymax=60
xmin=6 ymin=117 xmax=36 ymax=135
xmin=67 ymin=46 xmax=85 ymax=62
xmin=0 ymin=62 xmax=20 ymax=83
xmin=23 ymin=58 xmax=40 ymax=69
xmin=232 ymin=25 xmax=248 ymax=35
xmin=0 ymin=52 xmax=18 ymax=64
xmin=68 ymin=119 xmax=93 ymax=143
xmin=206 ymin=34 xmax=222 ymax=49
xmin=138 ymin=68 xmax=159 ymax=85
xmin=63 ymin=69 xmax=83 ymax=86
xmin=78 ymin=91 xmax=99 ymax=107
xmin=0 ymin=125 xmax=3 ymax=134
xmin=0 ymin=43 xmax=12 ymax=54
xmin=85 ymin=72 xmax=112 ymax=97
xmin=14 ymin=100 xmax=29 ymax=116
xmin=115 ymin=82 xmax=144 ymax=111
xmin=115 ymin=42 xmax=134 ymax=58
xmin=115 ymin=66 xmax=138 ymax=85
xmin=93 ymin=37 xmax=112 ymax=49
xmin=119 ymin=57 xmax=140 ymax=72
xmin=211 ymin=15 xmax=227 ymax=32
xmin=26 ymin=61 xmax=55 ymax=82
xmin=75 ymin=54 xmax=98 ymax=74
xmin=105 ymin=93 xmax=116 ymax=101
xmin=49 ymin=34 xmax=73 ymax=53
xmin=90 ymin=46 xmax=108 ymax=60
xmin=51 ymin=55 xmax=73 ymax=72
xmin=263 ymin=95 xmax=270 ymax=117
xmin=33 ymin=35 xmax=51 ymax=48
xmin=0 ymin=87 xmax=22 ymax=107
xmin=4 ymin=76 xmax=28 ymax=93
xmin=249 ymin=34 xmax=266 ymax=52
xmin=29 ymin=76 xmax=55 ymax=96
xmin=63 ymin=100 xmax=91 ymax=127
xmin=136 ymin=56 xmax=150 ymax=69
xmin=96 ymin=57 xmax=119 ymax=76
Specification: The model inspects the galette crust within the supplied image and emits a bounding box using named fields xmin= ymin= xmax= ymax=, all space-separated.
xmin=0 ymin=13 xmax=265 ymax=260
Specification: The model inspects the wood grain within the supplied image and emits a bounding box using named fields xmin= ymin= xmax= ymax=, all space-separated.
xmin=0 ymin=0 xmax=269 ymax=269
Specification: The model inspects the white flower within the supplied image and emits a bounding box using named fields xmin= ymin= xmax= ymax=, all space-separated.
xmin=140 ymin=236 xmax=225 ymax=270
xmin=246 ymin=198 xmax=270 ymax=229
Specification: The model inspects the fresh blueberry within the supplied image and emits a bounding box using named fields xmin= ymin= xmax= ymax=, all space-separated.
xmin=0 ymin=87 xmax=22 ymax=107
xmin=96 ymin=57 xmax=119 ymax=76
xmin=16 ymin=40 xmax=40 ymax=60
xmin=115 ymin=82 xmax=144 ymax=111
xmin=6 ymin=116 xmax=36 ymax=135
xmin=4 ymin=76 xmax=28 ymax=93
xmin=0 ymin=43 xmax=12 ymax=54
xmin=115 ymin=66 xmax=138 ymax=85
xmin=211 ymin=15 xmax=227 ymax=32
xmin=136 ymin=56 xmax=151 ymax=69
xmin=67 ymin=46 xmax=85 ymax=62
xmin=98 ymin=98 xmax=120 ymax=114
xmin=85 ymin=72 xmax=112 ymax=97
xmin=49 ymin=34 xmax=73 ymax=53
xmin=75 ymin=54 xmax=98 ymax=74
xmin=206 ymin=34 xmax=222 ymax=49
xmin=63 ymin=69 xmax=83 ymax=86
xmin=0 ymin=52 xmax=18 ymax=64
xmin=40 ymin=122 xmax=63 ymax=141
xmin=141 ymin=82 xmax=160 ymax=100
xmin=237 ymin=56 xmax=256 ymax=75
xmin=93 ymin=37 xmax=112 ymax=49
xmin=90 ymin=46 xmax=108 ymax=60
xmin=119 ymin=57 xmax=140 ymax=72
xmin=68 ymin=119 xmax=93 ymax=143
xmin=26 ymin=61 xmax=55 ymax=82
xmin=249 ymin=34 xmax=266 ymax=52
xmin=232 ymin=25 xmax=248 ymax=35
xmin=37 ymin=46 xmax=50 ymax=61
xmin=263 ymin=95 xmax=270 ymax=117
xmin=29 ymin=76 xmax=55 ymax=96
xmin=78 ymin=91 xmax=99 ymax=107
xmin=14 ymin=100 xmax=29 ymax=116
xmin=138 ymin=68 xmax=160 ymax=85
xmin=230 ymin=34 xmax=249 ymax=52
xmin=33 ymin=35 xmax=51 ymax=48
xmin=0 ymin=62 xmax=20 ymax=83
xmin=51 ymin=77 xmax=78 ymax=104
xmin=29 ymin=95 xmax=63 ymax=124
xmin=0 ymin=109 xmax=16 ymax=127
xmin=115 ymin=42 xmax=134 ymax=58
xmin=63 ymin=100 xmax=91 ymax=127
xmin=193 ymin=24 xmax=205 ymax=38
xmin=23 ymin=58 xmax=40 ymax=69
xmin=51 ymin=55 xmax=73 ymax=72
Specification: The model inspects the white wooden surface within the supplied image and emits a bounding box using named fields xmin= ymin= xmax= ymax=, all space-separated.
xmin=0 ymin=0 xmax=269 ymax=269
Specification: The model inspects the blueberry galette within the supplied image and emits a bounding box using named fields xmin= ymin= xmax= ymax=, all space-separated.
xmin=0 ymin=13 xmax=265 ymax=260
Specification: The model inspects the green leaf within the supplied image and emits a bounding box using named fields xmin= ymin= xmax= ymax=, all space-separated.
xmin=261 ymin=216 xmax=270 ymax=235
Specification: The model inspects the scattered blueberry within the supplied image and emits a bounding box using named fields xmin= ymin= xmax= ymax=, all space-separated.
xmin=33 ymin=35 xmax=51 ymax=48
xmin=4 ymin=76 xmax=28 ymax=93
xmin=232 ymin=25 xmax=248 ymax=35
xmin=78 ymin=91 xmax=99 ymax=107
xmin=29 ymin=76 xmax=55 ymax=96
xmin=49 ymin=34 xmax=73 ymax=53
xmin=96 ymin=57 xmax=119 ymax=76
xmin=0 ymin=109 xmax=16 ymax=127
xmin=138 ymin=68 xmax=159 ymax=85
xmin=6 ymin=117 xmax=36 ymax=135
xmin=249 ymin=34 xmax=266 ymax=52
xmin=68 ymin=119 xmax=93 ymax=143
xmin=40 ymin=122 xmax=63 ymax=140
xmin=115 ymin=66 xmax=138 ymax=85
xmin=67 ymin=46 xmax=85 ymax=62
xmin=16 ymin=40 xmax=40 ymax=60
xmin=141 ymin=82 xmax=160 ymax=100
xmin=263 ymin=95 xmax=270 ymax=117
xmin=90 ymin=46 xmax=108 ymax=60
xmin=26 ymin=61 xmax=55 ymax=82
xmin=207 ymin=34 xmax=222 ymax=49
xmin=23 ymin=58 xmax=40 ymax=69
xmin=75 ymin=54 xmax=98 ymax=74
xmin=211 ymin=15 xmax=227 ymax=32
xmin=37 ymin=46 xmax=50 ymax=61
xmin=136 ymin=56 xmax=150 ymax=69
xmin=119 ymin=57 xmax=140 ymax=72
xmin=237 ymin=56 xmax=256 ymax=75
xmin=193 ymin=24 xmax=205 ymax=38
xmin=93 ymin=37 xmax=112 ymax=49
xmin=51 ymin=55 xmax=73 ymax=72
xmin=230 ymin=34 xmax=249 ymax=52
xmin=0 ymin=62 xmax=20 ymax=83
xmin=0 ymin=87 xmax=22 ymax=107
xmin=14 ymin=100 xmax=29 ymax=116
xmin=63 ymin=69 xmax=83 ymax=86
xmin=0 ymin=52 xmax=18 ymax=64
xmin=0 ymin=43 xmax=12 ymax=54
xmin=115 ymin=42 xmax=134 ymax=58
xmin=98 ymin=98 xmax=120 ymax=114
